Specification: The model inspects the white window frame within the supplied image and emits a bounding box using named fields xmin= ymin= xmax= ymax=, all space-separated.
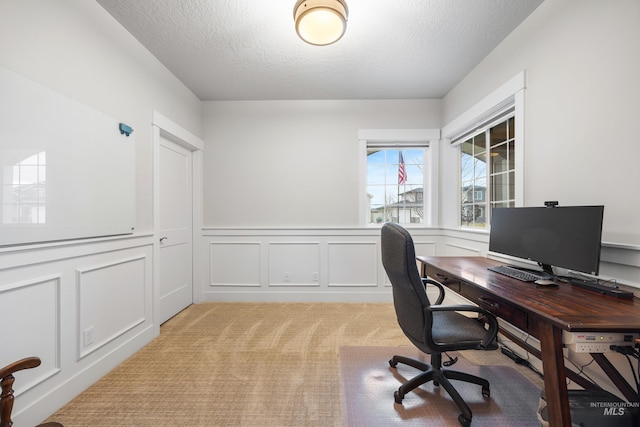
xmin=442 ymin=71 xmax=526 ymax=228
xmin=358 ymin=129 xmax=440 ymax=227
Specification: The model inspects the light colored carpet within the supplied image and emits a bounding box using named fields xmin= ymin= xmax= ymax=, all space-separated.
xmin=339 ymin=346 xmax=542 ymax=426
xmin=44 ymin=303 xmax=543 ymax=426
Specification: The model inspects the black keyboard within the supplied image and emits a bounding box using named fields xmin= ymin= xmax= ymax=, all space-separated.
xmin=488 ymin=265 xmax=552 ymax=282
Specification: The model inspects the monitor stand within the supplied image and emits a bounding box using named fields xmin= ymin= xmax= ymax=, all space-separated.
xmin=539 ymin=263 xmax=554 ymax=276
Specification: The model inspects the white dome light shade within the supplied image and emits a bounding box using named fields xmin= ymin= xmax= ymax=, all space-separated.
xmin=294 ymin=0 xmax=348 ymax=46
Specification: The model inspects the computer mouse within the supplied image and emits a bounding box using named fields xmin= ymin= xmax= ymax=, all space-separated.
xmin=534 ymin=279 xmax=557 ymax=286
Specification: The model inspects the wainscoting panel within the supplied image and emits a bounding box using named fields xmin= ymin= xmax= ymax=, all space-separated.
xmin=600 ymin=244 xmax=640 ymax=288
xmin=208 ymin=241 xmax=261 ymax=287
xmin=0 ymin=235 xmax=155 ymax=426
xmin=327 ymin=241 xmax=377 ymax=287
xmin=444 ymin=242 xmax=482 ymax=256
xmin=0 ymin=275 xmax=61 ymax=392
xmin=414 ymin=239 xmax=437 ymax=258
xmin=201 ymin=228 xmax=445 ymax=302
xmin=201 ymin=228 xmax=640 ymax=302
xmin=268 ymin=242 xmax=320 ymax=287
xmin=76 ymin=255 xmax=147 ymax=359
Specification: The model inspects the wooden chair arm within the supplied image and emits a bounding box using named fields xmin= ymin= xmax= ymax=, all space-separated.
xmin=0 ymin=357 xmax=41 ymax=379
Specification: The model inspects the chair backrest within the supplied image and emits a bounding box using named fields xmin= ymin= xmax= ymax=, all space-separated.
xmin=381 ymin=222 xmax=431 ymax=345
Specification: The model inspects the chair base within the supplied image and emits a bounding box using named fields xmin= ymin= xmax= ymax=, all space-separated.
xmin=389 ymin=353 xmax=490 ymax=427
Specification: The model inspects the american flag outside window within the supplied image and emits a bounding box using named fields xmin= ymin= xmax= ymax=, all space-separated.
xmin=398 ymin=151 xmax=406 ymax=184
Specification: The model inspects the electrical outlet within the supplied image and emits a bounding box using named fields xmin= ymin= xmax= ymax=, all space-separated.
xmin=284 ymin=272 xmax=291 ymax=282
xmin=567 ymin=342 xmax=622 ymax=353
xmin=83 ymin=327 xmax=94 ymax=347
xmin=312 ymin=272 xmax=319 ymax=282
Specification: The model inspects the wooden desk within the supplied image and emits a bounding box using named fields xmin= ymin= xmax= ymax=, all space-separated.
xmin=417 ymin=256 xmax=640 ymax=427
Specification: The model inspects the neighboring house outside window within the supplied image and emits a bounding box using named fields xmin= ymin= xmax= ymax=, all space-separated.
xmin=461 ymin=185 xmax=487 ymax=227
xmin=460 ymin=111 xmax=516 ymax=229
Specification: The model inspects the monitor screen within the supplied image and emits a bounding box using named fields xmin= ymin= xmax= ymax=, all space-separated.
xmin=488 ymin=206 xmax=604 ymax=275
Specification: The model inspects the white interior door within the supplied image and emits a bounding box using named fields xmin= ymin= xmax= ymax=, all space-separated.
xmin=158 ymin=136 xmax=193 ymax=324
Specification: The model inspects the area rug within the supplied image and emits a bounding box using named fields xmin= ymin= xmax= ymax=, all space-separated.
xmin=339 ymin=346 xmax=542 ymax=426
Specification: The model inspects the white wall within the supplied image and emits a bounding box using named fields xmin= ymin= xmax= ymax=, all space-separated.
xmin=442 ymin=0 xmax=640 ymax=246
xmin=200 ymin=100 xmax=442 ymax=303
xmin=0 ymin=1 xmax=202 ymax=425
xmin=202 ymin=99 xmax=441 ymax=227
xmin=200 ymin=0 xmax=640 ymax=297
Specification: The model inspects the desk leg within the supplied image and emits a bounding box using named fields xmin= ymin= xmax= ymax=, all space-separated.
xmin=539 ymin=322 xmax=572 ymax=427
xmin=591 ymin=353 xmax=639 ymax=402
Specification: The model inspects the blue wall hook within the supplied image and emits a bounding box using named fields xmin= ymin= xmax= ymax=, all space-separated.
xmin=119 ymin=122 xmax=133 ymax=137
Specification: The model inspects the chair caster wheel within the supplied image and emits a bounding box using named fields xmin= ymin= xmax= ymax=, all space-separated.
xmin=389 ymin=359 xmax=397 ymax=368
xmin=482 ymin=386 xmax=490 ymax=397
xmin=458 ymin=414 xmax=471 ymax=427
xmin=394 ymin=390 xmax=404 ymax=404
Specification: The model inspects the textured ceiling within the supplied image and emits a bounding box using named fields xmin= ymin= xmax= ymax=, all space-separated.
xmin=96 ymin=0 xmax=544 ymax=101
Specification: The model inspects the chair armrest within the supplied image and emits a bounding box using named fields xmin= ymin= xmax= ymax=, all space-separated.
xmin=0 ymin=357 xmax=41 ymax=379
xmin=421 ymin=278 xmax=445 ymax=305
xmin=427 ymin=304 xmax=499 ymax=348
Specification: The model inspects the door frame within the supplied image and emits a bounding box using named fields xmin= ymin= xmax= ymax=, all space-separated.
xmin=152 ymin=111 xmax=204 ymax=329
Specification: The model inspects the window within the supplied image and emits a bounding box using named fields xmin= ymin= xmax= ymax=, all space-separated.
xmin=358 ymin=129 xmax=439 ymax=227
xmin=367 ymin=148 xmax=425 ymax=224
xmin=460 ymin=111 xmax=516 ymax=228
xmin=442 ymin=72 xmax=525 ymax=230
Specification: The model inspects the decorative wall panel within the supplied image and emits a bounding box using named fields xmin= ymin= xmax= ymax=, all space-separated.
xmin=209 ymin=242 xmax=261 ymax=287
xmin=77 ymin=255 xmax=146 ymax=359
xmin=328 ymin=241 xmax=377 ymax=287
xmin=268 ymin=242 xmax=320 ymax=286
xmin=0 ymin=275 xmax=60 ymax=392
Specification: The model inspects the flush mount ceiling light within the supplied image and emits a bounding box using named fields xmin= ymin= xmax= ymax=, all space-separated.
xmin=293 ymin=0 xmax=348 ymax=46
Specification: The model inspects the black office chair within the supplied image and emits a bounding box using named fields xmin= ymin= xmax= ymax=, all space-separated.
xmin=381 ymin=222 xmax=499 ymax=427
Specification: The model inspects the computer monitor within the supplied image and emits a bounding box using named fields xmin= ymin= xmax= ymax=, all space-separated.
xmin=488 ymin=205 xmax=604 ymax=276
